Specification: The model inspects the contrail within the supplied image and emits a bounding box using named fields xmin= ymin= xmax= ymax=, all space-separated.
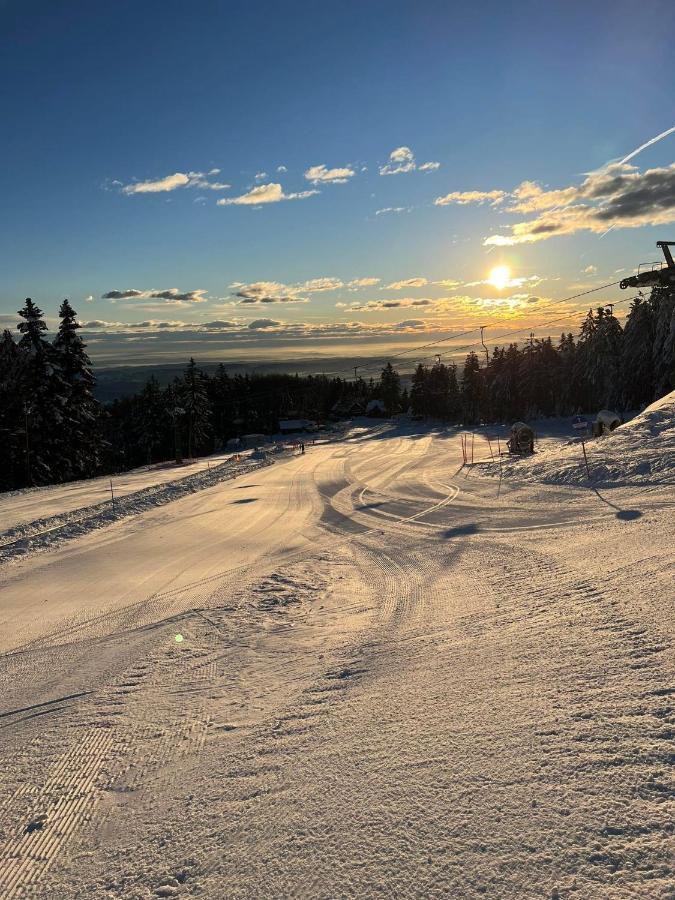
xmin=619 ymin=125 xmax=675 ymax=165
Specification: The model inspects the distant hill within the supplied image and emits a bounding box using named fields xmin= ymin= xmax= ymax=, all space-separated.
xmin=93 ymin=357 xmax=382 ymax=402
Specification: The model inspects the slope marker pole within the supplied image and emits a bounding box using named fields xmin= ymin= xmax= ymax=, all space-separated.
xmin=581 ymin=440 xmax=591 ymax=479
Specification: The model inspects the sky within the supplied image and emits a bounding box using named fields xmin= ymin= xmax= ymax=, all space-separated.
xmin=2 ymin=0 xmax=675 ymax=369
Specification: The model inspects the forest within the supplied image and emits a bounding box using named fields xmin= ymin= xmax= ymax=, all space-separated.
xmin=0 ymin=287 xmax=673 ymax=492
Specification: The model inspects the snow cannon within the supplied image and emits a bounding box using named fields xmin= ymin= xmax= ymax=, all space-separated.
xmin=506 ymin=422 xmax=535 ymax=455
xmin=592 ymin=410 xmax=621 ymax=437
xmin=620 ymin=240 xmax=675 ymax=291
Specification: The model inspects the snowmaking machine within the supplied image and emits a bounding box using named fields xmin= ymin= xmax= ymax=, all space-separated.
xmin=592 ymin=410 xmax=621 ymax=437
xmin=619 ymin=240 xmax=675 ymax=291
xmin=506 ymin=422 xmax=535 ymax=455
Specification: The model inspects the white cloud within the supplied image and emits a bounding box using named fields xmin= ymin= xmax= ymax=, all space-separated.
xmin=375 ymin=206 xmax=410 ymax=215
xmin=120 ymin=171 xmax=230 ymax=195
xmin=254 ymin=171 xmax=268 ymax=181
xmin=304 ymin=164 xmax=355 ymax=185
xmin=583 ymin=265 xmax=598 ymax=274
xmin=300 ymin=277 xmax=344 ymax=292
xmin=217 ymin=182 xmax=318 ymax=206
xmin=347 ymin=277 xmax=381 ymax=289
xmin=434 ymin=190 xmax=506 ymax=207
xmin=379 ymin=146 xmax=440 ymax=176
xmin=386 ymin=277 xmax=428 ymax=290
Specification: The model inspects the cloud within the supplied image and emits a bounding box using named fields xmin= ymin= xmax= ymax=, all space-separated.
xmin=375 ymin=206 xmax=410 ymax=215
xmin=120 ymin=171 xmax=230 ymax=195
xmin=276 ymin=165 xmax=287 ymax=173
xmin=339 ymin=298 xmax=434 ymax=311
xmin=299 ymin=277 xmax=344 ymax=292
xmin=217 ymin=182 xmax=318 ymax=206
xmin=248 ymin=318 xmax=280 ymax=329
xmin=395 ymin=319 xmax=427 ymax=328
xmin=435 ymin=279 xmax=461 ymax=289
xmin=484 ymin=162 xmax=675 ymax=246
xmin=379 ymin=146 xmax=440 ymax=176
xmin=230 ymin=276 xmax=380 ymax=303
xmin=232 ymin=281 xmax=309 ymax=304
xmin=434 ymin=190 xmax=506 ymax=207
xmin=438 ymin=293 xmax=547 ymax=315
xmin=102 ymin=288 xmax=208 ymax=303
xmin=386 ymin=277 xmax=428 ymax=290
xmin=101 ymin=289 xmax=144 ymax=299
xmin=464 ymin=274 xmax=542 ymax=290
xmin=254 ymin=171 xmax=268 ymax=181
xmin=304 ymin=164 xmax=355 ymax=185
xmin=85 ymin=295 xmax=94 ymax=303
xmin=583 ymin=265 xmax=598 ymax=274
xmin=348 ymin=277 xmax=381 ymax=289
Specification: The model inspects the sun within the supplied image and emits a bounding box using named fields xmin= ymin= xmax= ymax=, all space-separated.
xmin=488 ymin=264 xmax=511 ymax=291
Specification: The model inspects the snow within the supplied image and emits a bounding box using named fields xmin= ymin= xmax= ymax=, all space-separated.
xmin=0 ymin=420 xmax=672 ymax=898
xmin=477 ymin=391 xmax=675 ymax=487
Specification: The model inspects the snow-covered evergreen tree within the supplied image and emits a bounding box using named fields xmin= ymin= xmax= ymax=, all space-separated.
xmin=53 ymin=299 xmax=102 ymax=478
xmin=379 ymin=362 xmax=401 ymax=414
xmin=0 ymin=329 xmax=26 ymax=490
xmin=179 ymin=359 xmax=211 ymax=458
xmin=621 ymin=297 xmax=655 ymax=408
xmin=461 ymin=352 xmax=481 ymax=424
xmin=16 ymin=298 xmax=67 ymax=484
xmin=651 ymin=287 xmax=675 ymax=399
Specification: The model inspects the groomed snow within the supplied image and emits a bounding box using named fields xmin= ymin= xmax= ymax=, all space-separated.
xmin=0 ymin=421 xmax=672 ymax=899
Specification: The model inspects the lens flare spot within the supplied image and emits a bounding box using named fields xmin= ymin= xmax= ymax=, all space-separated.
xmin=174 ymin=633 xmax=184 ymax=643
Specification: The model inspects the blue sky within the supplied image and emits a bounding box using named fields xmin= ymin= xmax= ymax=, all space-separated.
xmin=2 ymin=0 xmax=675 ymax=366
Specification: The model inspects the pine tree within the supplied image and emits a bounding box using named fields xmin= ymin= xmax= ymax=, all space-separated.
xmin=179 ymin=358 xmax=212 ymax=458
xmin=53 ymin=299 xmax=102 ymax=479
xmin=0 ymin=329 xmax=26 ymax=490
xmin=135 ymin=376 xmax=167 ymax=463
xmin=622 ymin=297 xmax=654 ymax=408
xmin=651 ymin=287 xmax=675 ymax=399
xmin=461 ymin=352 xmax=481 ymax=424
xmin=379 ymin=362 xmax=401 ymax=415
xmin=410 ymin=363 xmax=428 ymax=417
xmin=16 ymin=298 xmax=67 ymax=484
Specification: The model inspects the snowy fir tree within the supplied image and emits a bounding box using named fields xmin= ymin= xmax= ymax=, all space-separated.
xmin=379 ymin=362 xmax=401 ymax=414
xmin=53 ymin=299 xmax=102 ymax=479
xmin=179 ymin=358 xmax=212 ymax=459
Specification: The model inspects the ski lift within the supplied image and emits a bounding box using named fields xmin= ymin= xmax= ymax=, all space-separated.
xmin=620 ymin=241 xmax=675 ymax=291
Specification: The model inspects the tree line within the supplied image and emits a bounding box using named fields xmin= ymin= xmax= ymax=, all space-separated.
xmin=0 ymin=287 xmax=673 ymax=492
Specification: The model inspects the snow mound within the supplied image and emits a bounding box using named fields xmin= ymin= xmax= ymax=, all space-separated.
xmin=486 ymin=391 xmax=675 ymax=486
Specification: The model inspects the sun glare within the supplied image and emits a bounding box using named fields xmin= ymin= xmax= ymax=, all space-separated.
xmin=488 ymin=264 xmax=511 ymax=290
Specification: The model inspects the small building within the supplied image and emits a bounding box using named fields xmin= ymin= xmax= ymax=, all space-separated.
xmin=365 ymin=399 xmax=386 ymax=417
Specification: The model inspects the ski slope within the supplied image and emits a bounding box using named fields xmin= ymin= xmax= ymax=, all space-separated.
xmin=0 ymin=421 xmax=672 ymax=899
xmin=0 ymin=451 xmax=251 ymax=533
